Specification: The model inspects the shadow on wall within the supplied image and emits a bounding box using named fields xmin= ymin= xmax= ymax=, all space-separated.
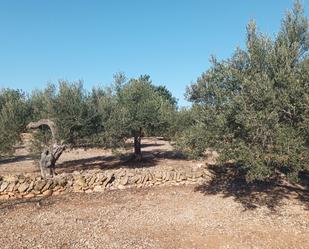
xmin=195 ymin=164 xmax=309 ymax=211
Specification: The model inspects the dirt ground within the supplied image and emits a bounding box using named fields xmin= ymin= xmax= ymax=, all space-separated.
xmin=0 ymin=137 xmax=200 ymax=176
xmin=0 ymin=185 xmax=308 ymax=249
xmin=0 ymin=137 xmax=308 ymax=249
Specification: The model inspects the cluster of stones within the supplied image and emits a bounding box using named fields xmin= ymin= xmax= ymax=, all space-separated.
xmin=0 ymin=167 xmax=210 ymax=201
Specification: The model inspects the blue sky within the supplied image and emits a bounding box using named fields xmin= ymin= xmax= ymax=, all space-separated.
xmin=0 ymin=0 xmax=308 ymax=106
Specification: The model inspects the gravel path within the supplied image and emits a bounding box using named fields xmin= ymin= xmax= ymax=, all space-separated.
xmin=0 ymin=185 xmax=308 ymax=249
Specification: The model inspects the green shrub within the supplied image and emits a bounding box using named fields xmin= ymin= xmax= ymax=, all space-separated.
xmin=0 ymin=89 xmax=31 ymax=155
xmin=181 ymin=1 xmax=309 ymax=182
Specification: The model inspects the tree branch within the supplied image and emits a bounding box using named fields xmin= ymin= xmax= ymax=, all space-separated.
xmin=27 ymin=119 xmax=58 ymax=144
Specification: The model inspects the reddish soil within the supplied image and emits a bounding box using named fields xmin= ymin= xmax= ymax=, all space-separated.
xmin=0 ymin=185 xmax=308 ymax=249
xmin=0 ymin=137 xmax=308 ymax=248
xmin=0 ymin=137 xmax=199 ymax=176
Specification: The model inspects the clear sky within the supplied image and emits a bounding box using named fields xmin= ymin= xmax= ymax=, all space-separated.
xmin=0 ymin=0 xmax=308 ymax=106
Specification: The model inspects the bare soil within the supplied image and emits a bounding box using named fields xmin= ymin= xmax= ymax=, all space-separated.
xmin=0 ymin=137 xmax=198 ymax=176
xmin=0 ymin=185 xmax=308 ymax=249
xmin=0 ymin=137 xmax=308 ymax=249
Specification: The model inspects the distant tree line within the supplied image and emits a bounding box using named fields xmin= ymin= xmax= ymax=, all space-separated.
xmin=0 ymin=2 xmax=308 ymax=182
xmin=0 ymin=73 xmax=183 ymax=158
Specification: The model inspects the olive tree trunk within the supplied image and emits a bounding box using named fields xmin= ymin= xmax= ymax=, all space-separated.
xmin=133 ymin=128 xmax=142 ymax=160
xmin=27 ymin=119 xmax=65 ymax=178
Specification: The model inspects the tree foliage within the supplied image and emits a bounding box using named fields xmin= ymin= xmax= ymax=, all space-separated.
xmin=30 ymin=81 xmax=101 ymax=146
xmin=181 ymin=1 xmax=309 ymax=182
xmin=0 ymin=89 xmax=31 ymax=154
xmin=0 ymin=75 xmax=177 ymax=157
xmin=100 ymin=74 xmax=176 ymax=157
xmin=0 ymin=1 xmax=307 ymax=186
xmin=152 ymin=85 xmax=177 ymax=107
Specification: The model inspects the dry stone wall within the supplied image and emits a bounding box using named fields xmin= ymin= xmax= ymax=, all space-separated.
xmin=0 ymin=167 xmax=211 ymax=200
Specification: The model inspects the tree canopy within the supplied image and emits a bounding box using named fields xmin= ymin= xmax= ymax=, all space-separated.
xmin=100 ymin=74 xmax=176 ymax=158
xmin=180 ymin=1 xmax=309 ymax=182
xmin=0 ymin=75 xmax=177 ymax=159
xmin=0 ymin=1 xmax=307 ymax=184
xmin=0 ymin=89 xmax=31 ymax=155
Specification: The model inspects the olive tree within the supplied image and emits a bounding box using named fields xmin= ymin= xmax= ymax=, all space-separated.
xmin=181 ymin=1 xmax=309 ymax=182
xmin=30 ymin=81 xmax=101 ymax=146
xmin=0 ymin=89 xmax=30 ymax=155
xmin=104 ymin=74 xmax=176 ymax=159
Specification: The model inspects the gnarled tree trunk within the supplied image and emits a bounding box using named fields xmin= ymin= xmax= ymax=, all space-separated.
xmin=133 ymin=128 xmax=142 ymax=161
xmin=27 ymin=119 xmax=65 ymax=178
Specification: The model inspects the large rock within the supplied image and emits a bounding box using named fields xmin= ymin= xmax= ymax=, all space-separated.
xmin=75 ymin=177 xmax=87 ymax=188
xmin=27 ymin=181 xmax=35 ymax=192
xmin=6 ymin=182 xmax=16 ymax=192
xmin=41 ymin=180 xmax=53 ymax=192
xmin=73 ymin=185 xmax=83 ymax=192
xmin=93 ymin=185 xmax=104 ymax=192
xmin=164 ymin=172 xmax=170 ymax=181
xmin=0 ymin=182 xmax=9 ymax=192
xmin=3 ymin=175 xmax=18 ymax=183
xmin=120 ymin=175 xmax=129 ymax=186
xmin=130 ymin=175 xmax=140 ymax=184
xmin=55 ymin=177 xmax=67 ymax=187
xmin=117 ymin=184 xmax=126 ymax=190
xmin=13 ymin=182 xmax=20 ymax=191
xmin=34 ymin=180 xmax=47 ymax=192
xmin=154 ymin=171 xmax=163 ymax=181
xmin=23 ymin=193 xmax=35 ymax=199
xmin=0 ymin=166 xmax=210 ymax=200
xmin=142 ymin=174 xmax=149 ymax=185
xmin=18 ymin=175 xmax=26 ymax=184
xmin=42 ymin=189 xmax=53 ymax=196
xmin=96 ymin=173 xmax=107 ymax=183
xmin=176 ymin=172 xmax=185 ymax=182
xmin=102 ymin=174 xmax=114 ymax=188
xmin=18 ymin=182 xmax=30 ymax=193
xmin=88 ymin=175 xmax=97 ymax=186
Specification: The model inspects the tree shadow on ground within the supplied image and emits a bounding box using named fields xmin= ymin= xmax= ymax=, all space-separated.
xmin=56 ymin=150 xmax=188 ymax=173
xmin=140 ymin=143 xmax=165 ymax=148
xmin=70 ymin=142 xmax=165 ymax=150
xmin=0 ymin=155 xmax=37 ymax=165
xmin=0 ymin=195 xmax=55 ymax=211
xmin=195 ymin=164 xmax=309 ymax=211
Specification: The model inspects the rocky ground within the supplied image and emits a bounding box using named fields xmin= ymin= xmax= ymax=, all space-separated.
xmin=0 ymin=137 xmax=200 ymax=176
xmin=0 ymin=185 xmax=308 ymax=249
xmin=0 ymin=137 xmax=308 ymax=248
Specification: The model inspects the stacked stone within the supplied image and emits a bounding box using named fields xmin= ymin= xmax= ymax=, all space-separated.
xmin=0 ymin=167 xmax=211 ymax=201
